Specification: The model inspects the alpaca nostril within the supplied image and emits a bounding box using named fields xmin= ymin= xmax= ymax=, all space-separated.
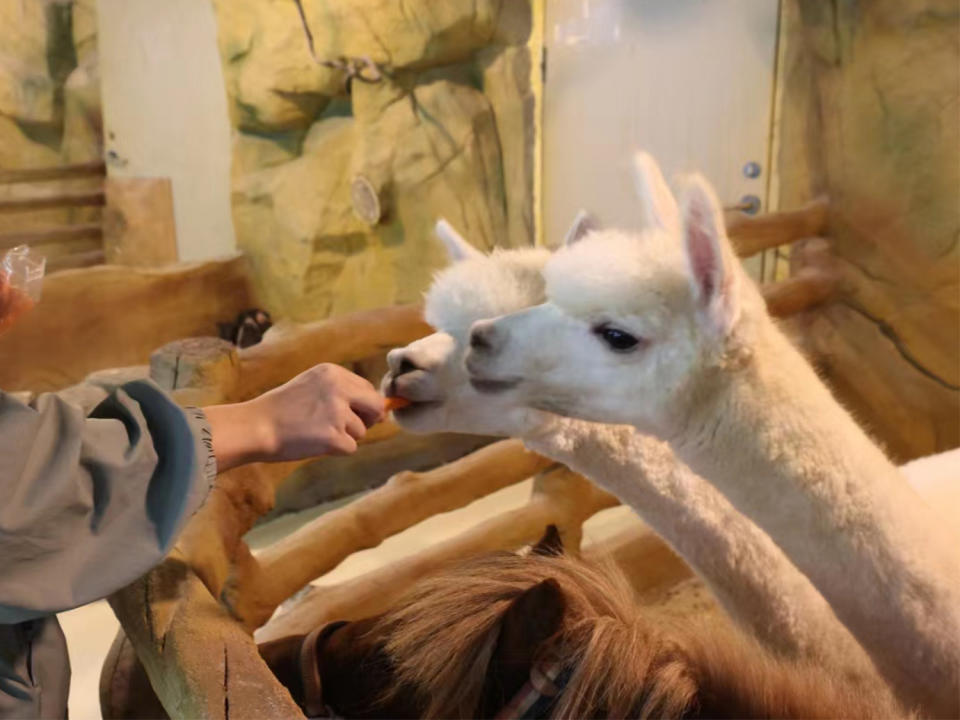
xmin=470 ymin=327 xmax=493 ymax=352
xmin=470 ymin=322 xmax=503 ymax=354
xmin=398 ymin=358 xmax=418 ymax=376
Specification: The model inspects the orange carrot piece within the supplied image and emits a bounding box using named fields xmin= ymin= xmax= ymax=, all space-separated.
xmin=384 ymin=396 xmax=412 ymax=411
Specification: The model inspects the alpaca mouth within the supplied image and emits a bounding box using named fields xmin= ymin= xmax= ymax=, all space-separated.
xmin=469 ymin=377 xmax=521 ymax=394
xmin=392 ymin=399 xmax=442 ymax=417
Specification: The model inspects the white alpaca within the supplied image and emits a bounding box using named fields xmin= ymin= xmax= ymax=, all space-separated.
xmin=464 ymin=154 xmax=960 ymax=716
xmin=384 ymin=220 xmax=883 ymax=680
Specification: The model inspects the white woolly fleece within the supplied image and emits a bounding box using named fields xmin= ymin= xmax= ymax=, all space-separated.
xmin=425 ymin=248 xmax=550 ymax=336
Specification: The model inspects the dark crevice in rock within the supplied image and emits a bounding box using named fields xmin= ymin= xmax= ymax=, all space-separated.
xmin=223 ymin=645 xmax=230 ymax=720
xmin=839 ymin=300 xmax=960 ymax=391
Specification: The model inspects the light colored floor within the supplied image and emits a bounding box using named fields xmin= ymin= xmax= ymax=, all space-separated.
xmin=62 ymin=478 xmax=637 ymax=719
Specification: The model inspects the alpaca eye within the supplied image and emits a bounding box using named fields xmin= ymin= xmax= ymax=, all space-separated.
xmin=593 ymin=325 xmax=641 ymax=352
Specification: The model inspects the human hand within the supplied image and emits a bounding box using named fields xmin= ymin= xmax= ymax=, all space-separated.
xmin=204 ymin=363 xmax=385 ymax=471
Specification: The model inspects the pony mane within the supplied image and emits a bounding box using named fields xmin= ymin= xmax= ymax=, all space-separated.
xmin=370 ymin=552 xmax=907 ymax=719
xmin=372 ymin=551 xmax=697 ymax=718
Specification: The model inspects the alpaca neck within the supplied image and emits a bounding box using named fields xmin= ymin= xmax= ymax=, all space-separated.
xmin=673 ymin=317 xmax=960 ymax=716
xmin=520 ymin=418 xmax=872 ymax=675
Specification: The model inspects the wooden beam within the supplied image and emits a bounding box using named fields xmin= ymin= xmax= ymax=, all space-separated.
xmin=145 ymin=304 xmax=432 ymax=404
xmin=762 ymin=265 xmax=839 ymax=317
xmin=0 ymin=191 xmax=106 ymax=213
xmin=0 ymin=223 xmax=102 ymax=250
xmin=47 ymin=249 xmax=106 ymax=272
xmin=0 ymin=255 xmax=256 ymax=392
xmin=728 ymin=197 xmax=829 ymax=257
xmin=235 ymin=304 xmax=432 ymax=400
xmin=0 ymin=161 xmax=106 ymax=185
xmin=225 ymin=439 xmax=554 ymax=630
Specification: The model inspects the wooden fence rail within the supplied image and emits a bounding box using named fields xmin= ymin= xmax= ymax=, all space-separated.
xmin=0 ymin=160 xmax=106 ymax=185
xmin=0 ymin=161 xmax=108 ymax=271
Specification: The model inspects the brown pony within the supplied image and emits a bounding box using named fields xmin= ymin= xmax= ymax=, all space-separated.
xmin=259 ymin=527 xmax=907 ymax=719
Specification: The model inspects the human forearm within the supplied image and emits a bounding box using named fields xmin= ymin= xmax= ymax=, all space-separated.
xmin=202 ymin=401 xmax=274 ymax=473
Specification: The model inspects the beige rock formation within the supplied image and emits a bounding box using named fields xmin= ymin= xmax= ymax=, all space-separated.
xmin=212 ymin=0 xmax=536 ymax=321
xmin=0 ymin=0 xmax=103 ymax=249
xmin=777 ymin=0 xmax=959 ymax=459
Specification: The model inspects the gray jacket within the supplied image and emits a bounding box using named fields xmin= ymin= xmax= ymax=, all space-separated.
xmin=0 ymin=380 xmax=217 ymax=717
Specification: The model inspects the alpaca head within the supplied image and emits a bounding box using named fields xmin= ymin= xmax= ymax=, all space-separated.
xmin=465 ymin=152 xmax=762 ymax=436
xmin=381 ymin=219 xmax=555 ymax=436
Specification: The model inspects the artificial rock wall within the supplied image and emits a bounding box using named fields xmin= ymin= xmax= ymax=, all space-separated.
xmin=211 ymin=0 xmax=536 ymax=321
xmin=778 ymin=0 xmax=959 ymax=459
xmin=0 ymin=0 xmax=102 ymax=243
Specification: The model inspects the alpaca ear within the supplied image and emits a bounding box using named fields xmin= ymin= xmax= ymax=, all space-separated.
xmin=563 ymin=209 xmax=599 ymax=247
xmin=631 ymin=151 xmax=679 ymax=232
xmin=435 ymin=218 xmax=484 ymax=264
xmin=679 ymin=175 xmax=741 ymax=336
xmin=531 ymin=525 xmax=564 ymax=556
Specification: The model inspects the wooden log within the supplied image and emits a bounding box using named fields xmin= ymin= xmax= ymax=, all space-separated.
xmin=0 ymin=161 xmax=106 ymax=185
xmin=0 ymin=223 xmax=102 ymax=250
xmin=0 ymin=255 xmax=255 ymax=392
xmin=174 ymin=459 xmax=312 ymax=603
xmin=226 ymin=439 xmax=553 ymax=630
xmin=151 ymin=337 xmax=241 ymax=407
xmin=47 ymin=249 xmax=106 ymax=272
xmin=269 ymin=431 xmax=492 ymax=516
xmin=727 ymin=197 xmax=829 ymax=257
xmin=235 ymin=304 xmax=431 ymax=400
xmin=257 ymin=466 xmax=618 ymax=642
xmin=0 ymin=190 xmax=106 ymax=213
xmin=107 ymin=451 xmax=314 ymax=718
xmin=761 ymin=265 xmax=839 ymax=317
xmin=108 ymin=556 xmax=304 ymax=720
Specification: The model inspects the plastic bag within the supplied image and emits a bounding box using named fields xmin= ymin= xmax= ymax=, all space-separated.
xmin=0 ymin=245 xmax=46 ymax=333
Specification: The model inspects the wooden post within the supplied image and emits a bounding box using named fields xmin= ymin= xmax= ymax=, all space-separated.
xmin=108 ymin=556 xmax=304 ymax=720
xmin=150 ymin=337 xmax=240 ymax=406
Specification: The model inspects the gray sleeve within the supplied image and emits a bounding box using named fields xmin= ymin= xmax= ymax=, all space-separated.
xmin=0 ymin=380 xmax=217 ymax=624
